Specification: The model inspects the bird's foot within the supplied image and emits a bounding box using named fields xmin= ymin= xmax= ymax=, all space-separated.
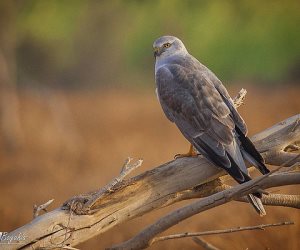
xmin=174 ymin=144 xmax=198 ymax=159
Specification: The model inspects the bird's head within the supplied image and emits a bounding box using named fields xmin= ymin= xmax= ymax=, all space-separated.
xmin=153 ymin=36 xmax=188 ymax=59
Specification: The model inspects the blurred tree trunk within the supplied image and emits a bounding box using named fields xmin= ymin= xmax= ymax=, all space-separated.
xmin=0 ymin=1 xmax=23 ymax=150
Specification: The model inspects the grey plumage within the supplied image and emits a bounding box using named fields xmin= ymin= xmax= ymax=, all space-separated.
xmin=153 ymin=36 xmax=269 ymax=216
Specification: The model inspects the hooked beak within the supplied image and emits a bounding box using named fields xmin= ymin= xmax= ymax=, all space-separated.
xmin=153 ymin=47 xmax=161 ymax=58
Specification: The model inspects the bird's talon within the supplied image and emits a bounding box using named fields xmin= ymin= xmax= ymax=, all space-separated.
xmin=174 ymin=153 xmax=197 ymax=159
xmin=174 ymin=144 xmax=198 ymax=159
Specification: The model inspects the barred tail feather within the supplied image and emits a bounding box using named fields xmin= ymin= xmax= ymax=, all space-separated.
xmin=247 ymin=194 xmax=266 ymax=216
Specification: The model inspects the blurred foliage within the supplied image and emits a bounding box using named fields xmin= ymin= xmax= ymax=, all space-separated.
xmin=2 ymin=0 xmax=300 ymax=88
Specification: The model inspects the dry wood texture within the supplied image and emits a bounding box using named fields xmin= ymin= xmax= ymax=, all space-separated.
xmin=3 ymin=114 xmax=300 ymax=250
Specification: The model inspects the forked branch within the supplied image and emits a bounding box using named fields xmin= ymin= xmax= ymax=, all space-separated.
xmin=109 ymin=167 xmax=299 ymax=250
xmin=3 ymin=94 xmax=299 ymax=250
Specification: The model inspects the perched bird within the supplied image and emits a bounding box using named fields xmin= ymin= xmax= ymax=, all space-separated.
xmin=153 ymin=35 xmax=270 ymax=216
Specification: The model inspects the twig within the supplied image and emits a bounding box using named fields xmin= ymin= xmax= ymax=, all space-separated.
xmin=63 ymin=157 xmax=143 ymax=214
xmin=84 ymin=157 xmax=143 ymax=209
xmin=192 ymin=237 xmax=220 ymax=250
xmin=153 ymin=221 xmax=294 ymax=243
xmin=233 ymin=88 xmax=247 ymax=108
xmin=118 ymin=157 xmax=144 ymax=186
xmin=276 ymin=161 xmax=300 ymax=174
xmin=279 ymin=155 xmax=300 ymax=168
xmin=33 ymin=199 xmax=54 ymax=218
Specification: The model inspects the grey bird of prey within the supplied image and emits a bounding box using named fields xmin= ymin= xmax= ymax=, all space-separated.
xmin=153 ymin=36 xmax=270 ymax=216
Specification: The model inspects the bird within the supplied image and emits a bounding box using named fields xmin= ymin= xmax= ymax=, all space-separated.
xmin=153 ymin=35 xmax=270 ymax=216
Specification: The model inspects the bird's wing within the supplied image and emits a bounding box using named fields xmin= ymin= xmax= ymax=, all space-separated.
xmin=196 ymin=63 xmax=269 ymax=174
xmin=156 ymin=63 xmax=248 ymax=182
xmin=212 ymin=77 xmax=248 ymax=135
xmin=189 ymin=57 xmax=248 ymax=135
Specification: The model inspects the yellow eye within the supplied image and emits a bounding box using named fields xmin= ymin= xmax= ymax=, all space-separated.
xmin=163 ymin=43 xmax=171 ymax=48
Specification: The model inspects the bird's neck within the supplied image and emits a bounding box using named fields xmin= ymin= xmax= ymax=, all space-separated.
xmin=155 ymin=52 xmax=188 ymax=73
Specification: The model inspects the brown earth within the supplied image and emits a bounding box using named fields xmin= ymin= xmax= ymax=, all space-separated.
xmin=0 ymin=85 xmax=299 ymax=250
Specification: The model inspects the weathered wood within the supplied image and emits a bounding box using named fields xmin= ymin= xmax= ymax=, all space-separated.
xmin=4 ymin=114 xmax=300 ymax=250
xmin=109 ymin=170 xmax=300 ymax=250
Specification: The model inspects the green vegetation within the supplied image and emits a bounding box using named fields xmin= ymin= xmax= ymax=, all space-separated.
xmin=6 ymin=0 xmax=300 ymax=87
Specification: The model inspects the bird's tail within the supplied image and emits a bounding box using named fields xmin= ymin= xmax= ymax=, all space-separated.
xmin=232 ymin=126 xmax=268 ymax=216
xmin=227 ymin=160 xmax=266 ymax=216
xmin=239 ymin=172 xmax=266 ymax=216
xmin=235 ymin=126 xmax=270 ymax=175
xmin=247 ymin=194 xmax=266 ymax=217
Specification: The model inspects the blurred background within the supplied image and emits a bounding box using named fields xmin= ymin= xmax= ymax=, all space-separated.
xmin=0 ymin=1 xmax=299 ymax=249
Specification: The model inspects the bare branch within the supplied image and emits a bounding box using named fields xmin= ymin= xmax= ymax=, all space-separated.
xmin=169 ymin=181 xmax=300 ymax=209
xmin=233 ymin=88 xmax=247 ymax=108
xmin=109 ymin=169 xmax=299 ymax=250
xmin=266 ymin=151 xmax=300 ymax=167
xmin=192 ymin=237 xmax=220 ymax=250
xmin=153 ymin=221 xmax=294 ymax=244
xmin=33 ymin=199 xmax=54 ymax=218
xmin=63 ymin=157 xmax=143 ymax=214
xmin=84 ymin=157 xmax=143 ymax=210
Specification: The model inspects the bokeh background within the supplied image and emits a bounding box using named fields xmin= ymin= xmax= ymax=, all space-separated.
xmin=0 ymin=1 xmax=299 ymax=249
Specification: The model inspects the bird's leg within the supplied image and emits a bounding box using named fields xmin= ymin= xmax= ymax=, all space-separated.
xmin=175 ymin=144 xmax=198 ymax=158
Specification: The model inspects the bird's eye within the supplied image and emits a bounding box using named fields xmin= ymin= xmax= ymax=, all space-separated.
xmin=163 ymin=43 xmax=171 ymax=48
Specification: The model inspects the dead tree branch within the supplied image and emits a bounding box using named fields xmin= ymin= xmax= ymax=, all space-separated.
xmin=108 ymin=168 xmax=299 ymax=250
xmin=33 ymin=199 xmax=54 ymax=218
xmin=233 ymin=88 xmax=247 ymax=108
xmin=64 ymin=157 xmax=143 ymax=214
xmin=3 ymin=113 xmax=299 ymax=250
xmin=153 ymin=221 xmax=294 ymax=244
xmin=168 ymin=182 xmax=300 ymax=209
xmin=192 ymin=237 xmax=220 ymax=250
